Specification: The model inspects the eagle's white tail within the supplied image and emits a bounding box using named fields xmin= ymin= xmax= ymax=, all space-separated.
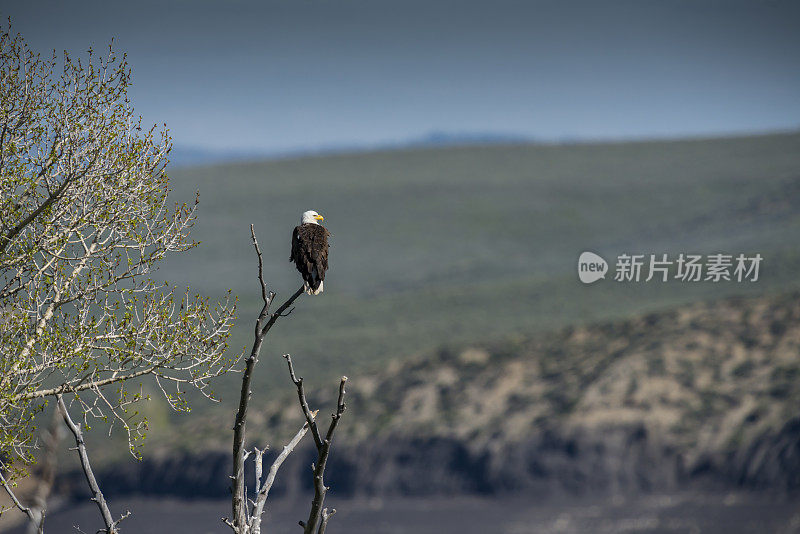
xmin=304 ymin=280 xmax=323 ymax=295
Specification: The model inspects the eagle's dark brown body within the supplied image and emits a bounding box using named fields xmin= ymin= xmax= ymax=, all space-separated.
xmin=290 ymin=223 xmax=330 ymax=295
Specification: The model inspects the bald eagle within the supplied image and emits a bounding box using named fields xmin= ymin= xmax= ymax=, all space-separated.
xmin=290 ymin=210 xmax=330 ymax=295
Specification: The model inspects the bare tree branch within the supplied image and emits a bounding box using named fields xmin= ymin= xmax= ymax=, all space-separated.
xmin=284 ymin=354 xmax=348 ymax=534
xmin=317 ymin=508 xmax=336 ymax=534
xmin=0 ymin=469 xmax=43 ymax=534
xmin=229 ymin=225 xmax=305 ymax=533
xmin=251 ymin=224 xmax=268 ymax=304
xmin=57 ymin=395 xmax=122 ymax=534
xmin=250 ymin=421 xmax=311 ymax=534
xmin=285 ymin=355 xmax=323 ymax=449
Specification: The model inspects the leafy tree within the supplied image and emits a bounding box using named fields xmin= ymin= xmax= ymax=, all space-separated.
xmin=0 ymin=21 xmax=237 ymax=471
xmin=1 ymin=23 xmax=348 ymax=534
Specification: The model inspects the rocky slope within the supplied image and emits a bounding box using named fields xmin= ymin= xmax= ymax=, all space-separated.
xmin=60 ymin=290 xmax=800 ymax=498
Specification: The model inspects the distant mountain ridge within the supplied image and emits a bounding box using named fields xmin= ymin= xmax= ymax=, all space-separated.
xmin=169 ymin=129 xmax=799 ymax=167
xmin=168 ymin=131 xmax=534 ymax=167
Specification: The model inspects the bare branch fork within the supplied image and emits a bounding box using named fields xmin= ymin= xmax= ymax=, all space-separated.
xmin=227 ymin=225 xmax=305 ymax=533
xmin=285 ymin=354 xmax=347 ymax=534
xmin=57 ymin=395 xmax=129 ymax=534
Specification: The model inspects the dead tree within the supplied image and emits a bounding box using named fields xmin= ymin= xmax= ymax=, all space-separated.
xmin=225 ymin=226 xmax=348 ymax=534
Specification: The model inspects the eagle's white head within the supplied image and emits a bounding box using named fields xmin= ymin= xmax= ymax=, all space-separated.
xmin=301 ymin=210 xmax=324 ymax=225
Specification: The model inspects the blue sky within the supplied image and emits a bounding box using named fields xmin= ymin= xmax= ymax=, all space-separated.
xmin=4 ymin=0 xmax=799 ymax=153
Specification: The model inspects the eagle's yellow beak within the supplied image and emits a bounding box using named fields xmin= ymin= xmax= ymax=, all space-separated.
xmin=314 ymin=214 xmax=324 ymax=221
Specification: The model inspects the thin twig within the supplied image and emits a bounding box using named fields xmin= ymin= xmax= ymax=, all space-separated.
xmin=285 ymin=355 xmax=323 ymax=449
xmin=0 ymin=470 xmax=43 ymax=534
xmin=57 ymin=395 xmax=120 ymax=534
xmin=250 ymin=224 xmax=268 ymax=303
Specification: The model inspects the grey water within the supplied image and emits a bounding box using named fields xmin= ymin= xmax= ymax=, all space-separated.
xmin=6 ymin=492 xmax=800 ymax=534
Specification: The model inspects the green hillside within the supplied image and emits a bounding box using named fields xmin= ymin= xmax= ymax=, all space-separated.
xmin=159 ymin=133 xmax=800 ymax=408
